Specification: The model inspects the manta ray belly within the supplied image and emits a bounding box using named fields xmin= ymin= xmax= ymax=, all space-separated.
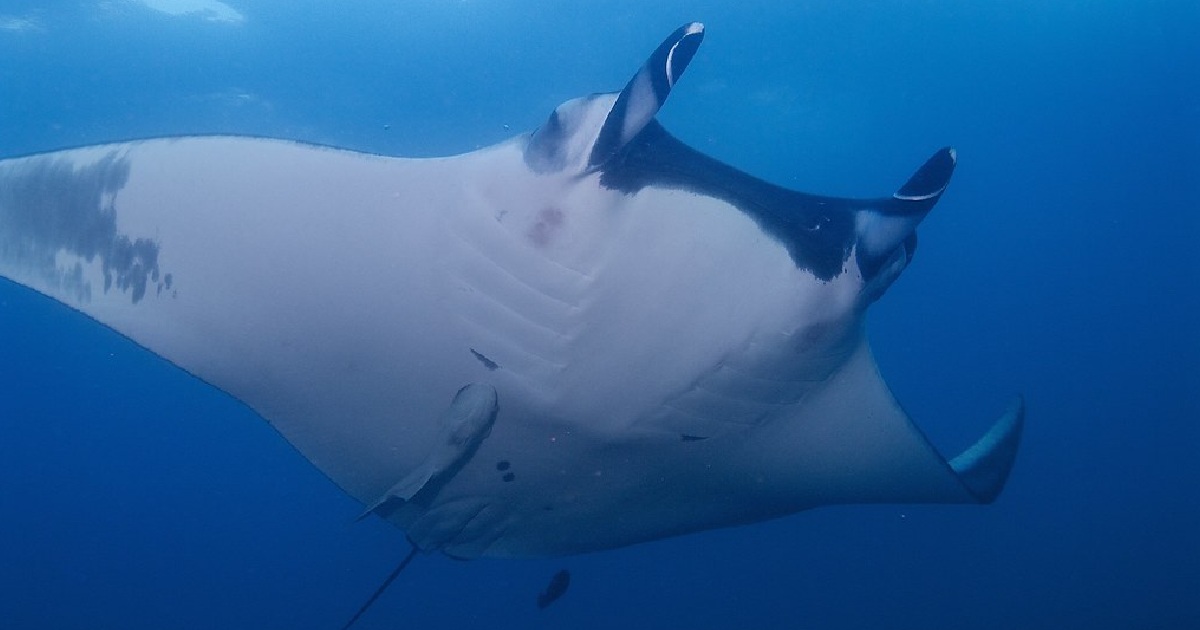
xmin=386 ymin=181 xmax=875 ymax=557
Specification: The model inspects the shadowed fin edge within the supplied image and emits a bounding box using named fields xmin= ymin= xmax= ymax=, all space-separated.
xmin=949 ymin=396 xmax=1025 ymax=504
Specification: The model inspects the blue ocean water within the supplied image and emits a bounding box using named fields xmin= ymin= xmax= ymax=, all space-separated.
xmin=0 ymin=1 xmax=1197 ymax=628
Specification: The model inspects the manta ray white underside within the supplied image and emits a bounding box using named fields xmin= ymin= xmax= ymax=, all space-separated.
xmin=0 ymin=23 xmax=1021 ymax=559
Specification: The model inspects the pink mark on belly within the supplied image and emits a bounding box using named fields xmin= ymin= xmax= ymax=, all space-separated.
xmin=528 ymin=207 xmax=565 ymax=248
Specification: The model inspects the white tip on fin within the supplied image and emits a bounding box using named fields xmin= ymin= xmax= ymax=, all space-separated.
xmin=950 ymin=396 xmax=1025 ymax=503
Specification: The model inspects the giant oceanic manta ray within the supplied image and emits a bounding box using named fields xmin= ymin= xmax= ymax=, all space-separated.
xmin=0 ymin=23 xmax=1021 ymax=572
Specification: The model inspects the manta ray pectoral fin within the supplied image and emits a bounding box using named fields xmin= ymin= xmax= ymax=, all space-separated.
xmin=359 ymin=384 xmax=499 ymax=519
xmin=755 ymin=340 xmax=1023 ymax=508
xmin=950 ymin=396 xmax=1025 ymax=503
xmin=588 ymin=22 xmax=705 ymax=168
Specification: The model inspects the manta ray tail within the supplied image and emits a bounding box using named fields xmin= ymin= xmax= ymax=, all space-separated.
xmin=340 ymin=544 xmax=421 ymax=630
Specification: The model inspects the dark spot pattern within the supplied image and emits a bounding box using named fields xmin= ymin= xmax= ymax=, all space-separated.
xmin=502 ymin=472 xmax=515 ymax=483
xmin=0 ymin=151 xmax=165 ymax=304
xmin=527 ymin=207 xmax=564 ymax=248
xmin=496 ymin=460 xmax=511 ymax=471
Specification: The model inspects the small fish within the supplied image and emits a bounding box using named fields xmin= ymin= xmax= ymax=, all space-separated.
xmin=537 ymin=569 xmax=571 ymax=609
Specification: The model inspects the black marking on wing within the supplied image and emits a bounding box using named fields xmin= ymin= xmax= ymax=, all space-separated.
xmin=600 ymin=122 xmax=864 ymax=281
xmin=0 ymin=152 xmax=164 ymax=303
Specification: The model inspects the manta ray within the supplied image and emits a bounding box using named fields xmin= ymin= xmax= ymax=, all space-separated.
xmin=0 ymin=23 xmax=1022 ymax=568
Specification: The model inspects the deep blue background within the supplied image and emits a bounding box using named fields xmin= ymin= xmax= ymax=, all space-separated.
xmin=1 ymin=1 xmax=1197 ymax=628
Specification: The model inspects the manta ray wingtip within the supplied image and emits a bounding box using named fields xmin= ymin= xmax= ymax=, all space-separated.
xmin=949 ymin=396 xmax=1025 ymax=504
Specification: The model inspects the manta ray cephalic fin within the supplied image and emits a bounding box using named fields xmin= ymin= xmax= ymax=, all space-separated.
xmin=525 ymin=22 xmax=704 ymax=174
xmin=589 ymin=21 xmax=705 ymax=168
xmin=856 ymin=147 xmax=957 ymax=266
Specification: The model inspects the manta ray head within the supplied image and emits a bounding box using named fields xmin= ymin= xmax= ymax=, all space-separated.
xmin=523 ymin=22 xmax=953 ymax=312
